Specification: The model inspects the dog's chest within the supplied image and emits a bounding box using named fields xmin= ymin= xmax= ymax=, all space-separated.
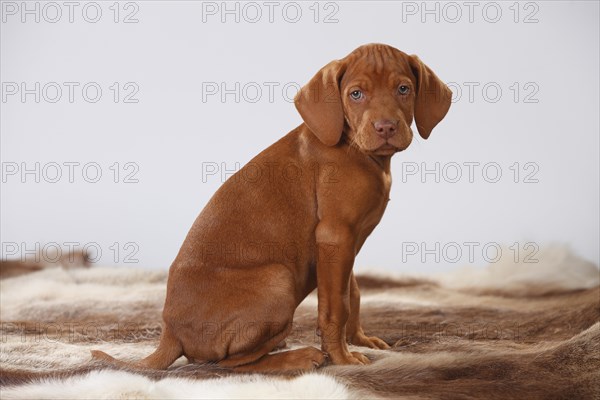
xmin=356 ymin=170 xmax=392 ymax=237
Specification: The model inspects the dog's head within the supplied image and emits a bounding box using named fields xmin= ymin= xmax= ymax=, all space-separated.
xmin=295 ymin=44 xmax=451 ymax=156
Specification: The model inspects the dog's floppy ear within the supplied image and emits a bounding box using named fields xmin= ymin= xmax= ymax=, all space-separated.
xmin=294 ymin=60 xmax=347 ymax=146
xmin=408 ymin=55 xmax=452 ymax=139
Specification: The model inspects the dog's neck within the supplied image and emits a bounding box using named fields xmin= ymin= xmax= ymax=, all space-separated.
xmin=367 ymin=154 xmax=392 ymax=172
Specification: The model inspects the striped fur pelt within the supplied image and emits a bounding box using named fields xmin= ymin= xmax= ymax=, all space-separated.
xmin=1 ymin=246 xmax=599 ymax=399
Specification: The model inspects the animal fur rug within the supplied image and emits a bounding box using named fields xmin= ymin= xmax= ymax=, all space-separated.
xmin=1 ymin=246 xmax=599 ymax=399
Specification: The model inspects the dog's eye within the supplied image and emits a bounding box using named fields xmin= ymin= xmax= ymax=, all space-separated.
xmin=398 ymin=85 xmax=410 ymax=95
xmin=349 ymin=90 xmax=363 ymax=100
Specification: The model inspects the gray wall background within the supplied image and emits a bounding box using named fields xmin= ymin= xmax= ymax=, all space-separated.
xmin=1 ymin=1 xmax=598 ymax=274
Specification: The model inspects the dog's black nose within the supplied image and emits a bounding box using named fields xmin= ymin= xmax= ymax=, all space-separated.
xmin=373 ymin=120 xmax=397 ymax=139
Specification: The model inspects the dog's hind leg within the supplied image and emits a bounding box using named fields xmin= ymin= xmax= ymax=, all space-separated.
xmin=91 ymin=324 xmax=182 ymax=370
xmin=232 ymin=347 xmax=326 ymax=373
xmin=217 ymin=322 xmax=326 ymax=372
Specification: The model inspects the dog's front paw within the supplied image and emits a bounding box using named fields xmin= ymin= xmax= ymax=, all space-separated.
xmin=349 ymin=333 xmax=391 ymax=350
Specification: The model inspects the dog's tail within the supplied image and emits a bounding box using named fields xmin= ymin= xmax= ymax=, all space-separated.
xmin=91 ymin=325 xmax=183 ymax=370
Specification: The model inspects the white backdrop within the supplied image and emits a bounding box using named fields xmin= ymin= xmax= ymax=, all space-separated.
xmin=1 ymin=1 xmax=598 ymax=274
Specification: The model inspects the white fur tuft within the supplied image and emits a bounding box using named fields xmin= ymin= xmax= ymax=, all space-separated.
xmin=0 ymin=370 xmax=351 ymax=400
xmin=438 ymin=245 xmax=599 ymax=293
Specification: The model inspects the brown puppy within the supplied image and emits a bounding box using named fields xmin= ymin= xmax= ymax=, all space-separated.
xmin=92 ymin=43 xmax=451 ymax=371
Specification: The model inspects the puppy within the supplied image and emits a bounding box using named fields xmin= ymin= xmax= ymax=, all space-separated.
xmin=92 ymin=43 xmax=451 ymax=371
